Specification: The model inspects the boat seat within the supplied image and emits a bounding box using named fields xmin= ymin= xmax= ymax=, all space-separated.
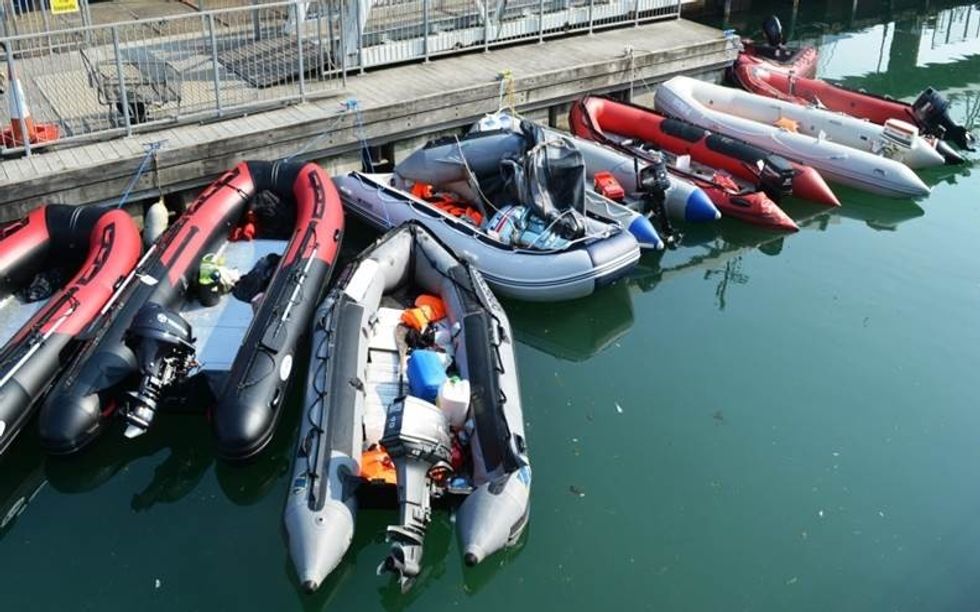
xmin=364 ymin=306 xmax=404 ymax=445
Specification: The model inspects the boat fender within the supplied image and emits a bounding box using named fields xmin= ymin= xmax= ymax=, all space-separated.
xmin=142 ymin=199 xmax=168 ymax=247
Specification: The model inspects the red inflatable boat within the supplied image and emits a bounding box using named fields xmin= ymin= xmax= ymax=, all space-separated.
xmin=0 ymin=205 xmax=141 ymax=457
xmin=737 ymin=41 xmax=818 ymax=78
xmin=569 ymin=97 xmax=797 ymax=231
xmin=570 ymin=95 xmax=839 ymax=208
xmin=730 ymin=62 xmax=972 ymax=162
xmin=735 ymin=16 xmax=818 ymax=78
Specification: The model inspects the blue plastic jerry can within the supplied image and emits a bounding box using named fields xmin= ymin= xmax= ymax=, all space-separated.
xmin=407 ymin=349 xmax=448 ymax=403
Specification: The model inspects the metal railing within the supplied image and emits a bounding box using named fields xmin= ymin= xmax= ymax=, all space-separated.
xmin=1 ymin=0 xmax=682 ymax=156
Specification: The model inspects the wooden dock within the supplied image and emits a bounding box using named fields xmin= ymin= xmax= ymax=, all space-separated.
xmin=0 ymin=18 xmax=735 ymax=221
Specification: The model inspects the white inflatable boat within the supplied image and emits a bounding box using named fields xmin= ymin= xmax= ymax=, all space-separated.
xmin=655 ymin=76 xmax=933 ymax=198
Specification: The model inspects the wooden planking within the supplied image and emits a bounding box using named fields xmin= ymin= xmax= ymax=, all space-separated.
xmin=0 ymin=19 xmax=735 ymax=220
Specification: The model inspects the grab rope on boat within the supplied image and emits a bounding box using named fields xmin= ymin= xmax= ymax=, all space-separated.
xmin=116 ymin=141 xmax=165 ymax=209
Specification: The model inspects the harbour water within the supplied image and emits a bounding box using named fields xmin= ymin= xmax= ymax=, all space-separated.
xmin=2 ymin=2 xmax=980 ymax=609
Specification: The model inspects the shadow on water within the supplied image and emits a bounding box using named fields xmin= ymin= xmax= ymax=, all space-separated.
xmin=41 ymin=360 xmax=312 ymax=509
xmin=290 ymin=510 xmax=452 ymax=612
xmin=293 ymin=507 xmax=526 ymax=611
xmin=43 ymin=416 xmax=215 ymax=507
xmin=0 ymin=426 xmax=46 ymax=542
xmin=504 ymin=281 xmax=635 ymax=362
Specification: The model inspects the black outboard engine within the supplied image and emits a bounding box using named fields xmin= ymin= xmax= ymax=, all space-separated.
xmin=636 ymin=153 xmax=681 ymax=249
xmin=378 ymin=396 xmax=453 ymax=590
xmin=762 ymin=15 xmax=784 ymax=48
xmin=912 ymin=87 xmax=975 ymax=151
xmin=122 ymin=303 xmax=197 ymax=439
xmin=758 ymin=155 xmax=795 ymax=201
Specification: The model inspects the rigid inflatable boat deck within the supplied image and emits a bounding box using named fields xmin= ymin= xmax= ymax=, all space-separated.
xmin=180 ymin=239 xmax=287 ymax=373
xmin=0 ymin=297 xmax=44 ymax=349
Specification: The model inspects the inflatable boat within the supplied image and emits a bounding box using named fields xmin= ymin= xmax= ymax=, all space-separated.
xmin=655 ymin=76 xmax=932 ymax=198
xmin=559 ymin=103 xmax=798 ymax=230
xmin=659 ymin=76 xmax=944 ymax=170
xmin=38 ymin=160 xmax=344 ymax=459
xmin=337 ymin=124 xmax=641 ymax=302
xmin=736 ymin=16 xmax=818 ymax=78
xmin=570 ymin=95 xmax=840 ymax=207
xmin=285 ymin=223 xmax=529 ymax=592
xmin=731 ymin=63 xmax=972 ymax=162
xmin=0 ymin=205 xmax=140 ymax=457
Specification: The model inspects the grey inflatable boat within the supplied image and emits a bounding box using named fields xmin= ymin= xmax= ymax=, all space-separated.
xmin=336 ymin=121 xmax=640 ymax=302
xmin=285 ymin=223 xmax=530 ymax=593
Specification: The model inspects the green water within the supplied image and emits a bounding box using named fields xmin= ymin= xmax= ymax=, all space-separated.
xmin=4 ymin=3 xmax=980 ymax=610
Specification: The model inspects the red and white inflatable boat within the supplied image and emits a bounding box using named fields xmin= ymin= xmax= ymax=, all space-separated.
xmin=570 ymin=95 xmax=840 ymax=208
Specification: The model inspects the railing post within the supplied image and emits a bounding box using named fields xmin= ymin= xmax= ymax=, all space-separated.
xmin=634 ymin=0 xmax=640 ymax=27
xmin=39 ymin=0 xmax=52 ymax=55
xmin=422 ymin=0 xmax=429 ymax=61
xmin=207 ymin=14 xmax=223 ymax=116
xmin=252 ymin=0 xmax=262 ymax=41
xmin=355 ymin=0 xmax=364 ymax=73
xmin=295 ymin=1 xmax=307 ymax=100
xmin=111 ymin=26 xmax=133 ymax=136
xmin=588 ymin=0 xmax=594 ymax=33
xmin=483 ymin=0 xmax=489 ymax=52
xmin=538 ymin=0 xmax=544 ymax=42
xmin=315 ymin=0 xmax=324 ymax=82
xmin=339 ymin=0 xmax=348 ymax=86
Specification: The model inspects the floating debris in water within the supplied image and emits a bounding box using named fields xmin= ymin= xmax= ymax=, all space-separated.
xmin=712 ymin=410 xmax=725 ymax=423
xmin=615 ymin=402 xmax=623 ymax=414
xmin=818 ymin=509 xmax=825 ymax=518
xmin=154 ymin=578 xmax=162 ymax=589
xmin=569 ymin=485 xmax=586 ymax=498
xmin=786 ymin=577 xmax=798 ymax=585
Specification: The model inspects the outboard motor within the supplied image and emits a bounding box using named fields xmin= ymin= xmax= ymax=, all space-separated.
xmin=758 ymin=155 xmax=795 ymax=201
xmin=912 ymin=87 xmax=975 ymax=151
xmin=762 ymin=15 xmax=784 ymax=48
xmin=636 ymin=152 xmax=681 ymax=249
xmin=378 ymin=396 xmax=453 ymax=590
xmin=121 ymin=303 xmax=197 ymax=439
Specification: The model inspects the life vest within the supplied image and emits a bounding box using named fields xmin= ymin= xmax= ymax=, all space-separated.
xmin=411 ymin=182 xmax=483 ymax=226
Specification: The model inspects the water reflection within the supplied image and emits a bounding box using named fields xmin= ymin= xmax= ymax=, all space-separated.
xmin=294 ymin=510 xmax=459 ymax=612
xmin=44 ymin=417 xmax=214 ymax=508
xmin=721 ymin=0 xmax=980 ymax=128
xmin=628 ymin=192 xmax=927 ymax=309
xmin=505 ymin=281 xmax=635 ymax=362
xmin=0 ymin=430 xmax=45 ymax=541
